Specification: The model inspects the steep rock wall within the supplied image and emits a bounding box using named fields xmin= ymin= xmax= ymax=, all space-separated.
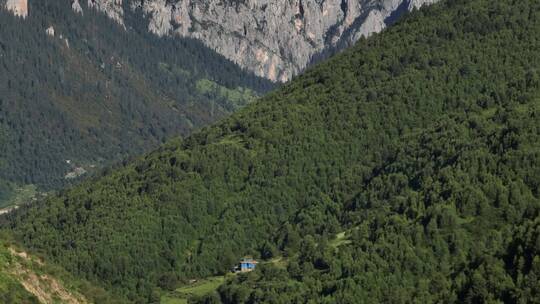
xmin=5 ymin=0 xmax=440 ymax=81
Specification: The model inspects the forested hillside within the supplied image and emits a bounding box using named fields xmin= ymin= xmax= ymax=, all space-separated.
xmin=0 ymin=0 xmax=272 ymax=199
xmin=4 ymin=0 xmax=540 ymax=303
xmin=0 ymin=233 xmax=128 ymax=303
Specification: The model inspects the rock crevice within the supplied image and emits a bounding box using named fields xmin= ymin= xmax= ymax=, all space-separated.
xmin=5 ymin=0 xmax=439 ymax=81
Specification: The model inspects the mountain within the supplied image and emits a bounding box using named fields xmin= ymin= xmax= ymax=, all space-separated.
xmin=0 ymin=0 xmax=440 ymax=202
xmin=4 ymin=0 xmax=540 ymax=303
xmin=0 ymin=0 xmax=273 ymax=199
xmin=6 ymin=0 xmax=439 ymax=82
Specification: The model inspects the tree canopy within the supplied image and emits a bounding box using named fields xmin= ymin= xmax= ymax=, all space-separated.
xmin=0 ymin=0 xmax=272 ymax=195
xmin=4 ymin=0 xmax=540 ymax=303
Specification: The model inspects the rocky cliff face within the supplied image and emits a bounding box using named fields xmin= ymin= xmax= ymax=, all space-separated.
xmin=141 ymin=0 xmax=442 ymax=81
xmin=6 ymin=0 xmax=439 ymax=81
xmin=5 ymin=0 xmax=28 ymax=18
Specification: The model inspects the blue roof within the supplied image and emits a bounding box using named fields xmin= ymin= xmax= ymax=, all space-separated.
xmin=241 ymin=262 xmax=256 ymax=269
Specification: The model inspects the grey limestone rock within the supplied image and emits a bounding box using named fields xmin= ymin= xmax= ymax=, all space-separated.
xmin=6 ymin=0 xmax=439 ymax=81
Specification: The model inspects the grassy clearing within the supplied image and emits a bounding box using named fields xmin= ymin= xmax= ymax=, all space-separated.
xmin=266 ymin=256 xmax=288 ymax=269
xmin=160 ymin=295 xmax=188 ymax=304
xmin=196 ymin=79 xmax=257 ymax=110
xmin=161 ymin=275 xmax=228 ymax=303
xmin=0 ymin=184 xmax=37 ymax=209
xmin=329 ymin=231 xmax=352 ymax=250
xmin=176 ymin=276 xmax=225 ymax=297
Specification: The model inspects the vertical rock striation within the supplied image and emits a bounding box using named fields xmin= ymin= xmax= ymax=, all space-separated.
xmin=72 ymin=0 xmax=83 ymax=14
xmin=139 ymin=0 xmax=441 ymax=81
xmin=4 ymin=0 xmax=440 ymax=81
xmin=87 ymin=0 xmax=124 ymax=25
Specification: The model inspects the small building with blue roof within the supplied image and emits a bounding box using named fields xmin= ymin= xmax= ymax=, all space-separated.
xmin=237 ymin=258 xmax=258 ymax=272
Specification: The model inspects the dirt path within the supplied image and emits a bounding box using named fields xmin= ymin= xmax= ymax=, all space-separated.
xmin=0 ymin=205 xmax=18 ymax=215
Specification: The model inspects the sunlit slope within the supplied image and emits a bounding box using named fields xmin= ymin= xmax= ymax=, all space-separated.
xmin=6 ymin=0 xmax=540 ymax=302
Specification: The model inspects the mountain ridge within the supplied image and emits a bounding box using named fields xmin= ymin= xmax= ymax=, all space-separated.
xmin=92 ymin=0 xmax=440 ymax=81
xmin=4 ymin=0 xmax=439 ymax=81
xmin=3 ymin=0 xmax=540 ymax=303
xmin=5 ymin=0 xmax=540 ymax=302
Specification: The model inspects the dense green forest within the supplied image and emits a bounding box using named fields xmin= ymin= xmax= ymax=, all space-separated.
xmin=0 ymin=0 xmax=273 ymax=198
xmin=3 ymin=0 xmax=540 ymax=302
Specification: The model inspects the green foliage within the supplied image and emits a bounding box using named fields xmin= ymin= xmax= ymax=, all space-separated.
xmin=0 ymin=0 xmax=273 ymax=191
xmin=5 ymin=0 xmax=540 ymax=302
xmin=161 ymin=276 xmax=226 ymax=304
xmin=160 ymin=296 xmax=187 ymax=304
xmin=0 ymin=180 xmax=15 ymax=205
xmin=157 ymin=273 xmax=178 ymax=291
xmin=0 ymin=184 xmax=37 ymax=209
xmin=176 ymin=276 xmax=225 ymax=298
xmin=196 ymin=79 xmax=258 ymax=111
